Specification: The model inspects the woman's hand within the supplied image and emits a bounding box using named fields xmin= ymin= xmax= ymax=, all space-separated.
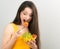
xmin=26 ymin=40 xmax=38 ymax=49
xmin=15 ymin=27 xmax=29 ymax=38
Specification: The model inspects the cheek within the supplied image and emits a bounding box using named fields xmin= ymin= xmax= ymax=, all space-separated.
xmin=30 ymin=18 xmax=32 ymax=21
xmin=20 ymin=13 xmax=24 ymax=20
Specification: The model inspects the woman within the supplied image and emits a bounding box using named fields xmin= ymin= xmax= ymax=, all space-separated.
xmin=2 ymin=1 xmax=40 ymax=49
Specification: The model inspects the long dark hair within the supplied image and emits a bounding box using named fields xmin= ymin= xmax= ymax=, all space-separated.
xmin=12 ymin=1 xmax=40 ymax=49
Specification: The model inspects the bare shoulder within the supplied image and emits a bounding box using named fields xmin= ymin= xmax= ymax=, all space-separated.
xmin=3 ymin=23 xmax=14 ymax=35
xmin=2 ymin=23 xmax=14 ymax=47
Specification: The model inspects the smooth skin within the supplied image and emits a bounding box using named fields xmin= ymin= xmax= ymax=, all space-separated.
xmin=2 ymin=7 xmax=37 ymax=49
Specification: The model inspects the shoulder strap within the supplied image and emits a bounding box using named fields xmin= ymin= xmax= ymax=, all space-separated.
xmin=11 ymin=23 xmax=18 ymax=33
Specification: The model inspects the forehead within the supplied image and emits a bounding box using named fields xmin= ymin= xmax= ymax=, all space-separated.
xmin=23 ymin=7 xmax=32 ymax=13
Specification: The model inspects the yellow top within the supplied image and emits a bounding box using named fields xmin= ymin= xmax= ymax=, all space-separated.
xmin=11 ymin=23 xmax=30 ymax=49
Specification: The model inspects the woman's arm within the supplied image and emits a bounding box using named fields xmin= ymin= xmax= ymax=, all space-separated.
xmin=2 ymin=24 xmax=18 ymax=49
xmin=1 ymin=23 xmax=28 ymax=49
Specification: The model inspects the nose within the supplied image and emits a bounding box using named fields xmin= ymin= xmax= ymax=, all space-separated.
xmin=27 ymin=16 xmax=30 ymax=20
xmin=24 ymin=16 xmax=31 ymax=22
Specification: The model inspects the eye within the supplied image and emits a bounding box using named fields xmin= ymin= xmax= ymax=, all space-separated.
xmin=23 ymin=13 xmax=27 ymax=15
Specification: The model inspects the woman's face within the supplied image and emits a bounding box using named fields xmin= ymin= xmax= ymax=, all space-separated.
xmin=20 ymin=7 xmax=32 ymax=25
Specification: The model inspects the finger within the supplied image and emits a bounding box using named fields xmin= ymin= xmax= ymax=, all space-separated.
xmin=32 ymin=40 xmax=36 ymax=43
xmin=30 ymin=41 xmax=37 ymax=48
xmin=29 ymin=40 xmax=35 ymax=45
xmin=30 ymin=40 xmax=37 ymax=47
xmin=26 ymin=41 xmax=37 ymax=49
xmin=16 ymin=29 xmax=21 ymax=34
xmin=17 ymin=28 xmax=24 ymax=34
xmin=30 ymin=40 xmax=36 ymax=43
xmin=26 ymin=41 xmax=33 ymax=48
xmin=26 ymin=41 xmax=31 ymax=45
